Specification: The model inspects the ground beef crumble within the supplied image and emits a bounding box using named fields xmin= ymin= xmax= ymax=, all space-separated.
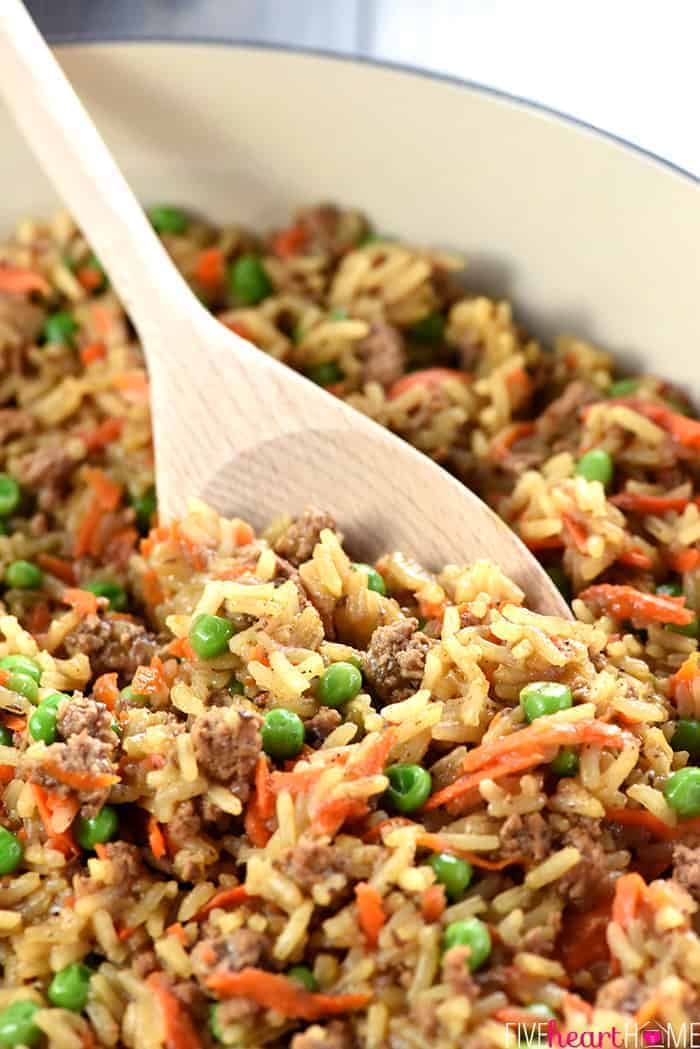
xmin=57 ymin=692 xmax=116 ymax=746
xmin=274 ymin=505 xmax=337 ymax=567
xmin=672 ymin=840 xmax=700 ymax=900
xmin=191 ymin=707 xmax=262 ymax=802
xmin=191 ymin=928 xmax=270 ymax=983
xmin=63 ymin=614 xmax=164 ymax=683
xmin=362 ymin=616 xmax=431 ymax=705
xmin=277 ymin=838 xmax=349 ymax=893
xmin=499 ymin=812 xmax=552 ymax=862
xmin=356 ymin=322 xmax=406 ymax=390
xmin=27 ymin=731 xmax=116 ymax=817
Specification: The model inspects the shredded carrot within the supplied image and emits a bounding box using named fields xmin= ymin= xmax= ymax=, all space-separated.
xmin=195 ymin=885 xmax=251 ymax=920
xmin=579 ymin=583 xmax=695 ymax=627
xmin=605 ymin=806 xmax=677 ymax=841
xmin=617 ymin=548 xmax=654 ymax=570
xmin=415 ymin=831 xmax=524 ymax=870
xmin=113 ymin=369 xmax=150 ymax=402
xmin=142 ymin=568 xmax=164 ymax=609
xmin=388 ymin=368 xmax=470 ymax=401
xmin=461 ymin=718 xmax=629 ymax=775
xmin=76 ymin=265 xmax=104 ymax=292
xmin=26 ymin=602 xmax=51 ymax=636
xmin=255 ymin=755 xmax=274 ymax=820
xmin=194 ymin=246 xmax=225 ymax=289
xmin=166 ymin=922 xmax=188 ymax=946
xmin=132 ymin=656 xmax=167 ymax=697
xmin=421 ymin=883 xmax=446 ymax=922
xmin=362 ymin=816 xmax=415 ymax=843
xmin=146 ymin=972 xmax=203 ymax=1049
xmin=167 ymin=637 xmax=196 ymax=661
xmin=346 ymin=729 xmax=396 ymax=780
xmin=490 ymin=421 xmax=536 ymax=462
xmin=171 ymin=521 xmax=207 ymax=571
xmin=148 ymin=816 xmax=167 ymax=859
xmin=94 ymin=843 xmax=109 ymax=860
xmin=85 ymin=467 xmax=122 ymax=511
xmin=244 ymin=801 xmax=272 ymax=848
xmin=42 ymin=761 xmax=118 ymax=792
xmin=612 ymin=871 xmax=647 ymax=928
xmin=235 ymin=520 xmax=255 ymax=546
xmin=206 ymin=968 xmax=372 ymax=1019
xmin=355 ymin=882 xmax=385 ymax=949
xmin=30 ymin=784 xmax=78 ymax=855
xmin=74 ymin=495 xmax=104 ymax=559
xmin=223 ymin=319 xmax=253 ymax=342
xmin=0 ymin=263 xmax=49 ymax=295
xmin=0 ymin=766 xmax=14 ymax=784
xmin=559 ymin=897 xmax=611 ymax=973
xmin=612 ymin=491 xmax=691 ymax=514
xmin=81 ymin=1028 xmax=98 ymax=1049
xmin=523 ymin=534 xmax=564 ymax=551
xmin=505 ymin=365 xmax=533 ymax=401
xmin=418 ymin=596 xmax=447 ymax=622
xmin=269 ymin=765 xmax=324 ymax=798
xmin=313 ymin=730 xmax=397 ymax=836
xmin=2 ymin=714 xmax=26 ymax=732
xmin=93 ymin=672 xmax=119 ymax=710
xmin=272 ymin=221 xmax=308 ymax=259
xmin=36 ymin=553 xmax=77 ymax=585
xmin=117 ymin=923 xmax=140 ymax=942
xmin=668 ymin=548 xmax=700 ymax=574
xmin=77 ymin=416 xmax=124 ymax=452
xmin=495 ymin=1007 xmax=549 ymax=1026
xmin=423 ymin=749 xmax=548 ymax=811
xmin=629 ymin=400 xmax=700 ymax=450
xmin=62 ymin=587 xmax=99 ymax=617
xmin=562 ymin=992 xmax=594 ymax=1022
xmin=562 ymin=512 xmax=588 ymax=553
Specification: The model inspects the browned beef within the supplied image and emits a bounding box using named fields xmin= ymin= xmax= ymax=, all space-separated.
xmin=191 ymin=708 xmax=262 ymax=802
xmin=442 ymin=945 xmax=477 ymax=997
xmin=499 ymin=813 xmax=551 ymax=862
xmin=557 ymin=816 xmax=609 ymax=907
xmin=535 ymin=380 xmax=599 ymax=446
xmin=57 ymin=693 xmax=116 ymax=746
xmin=356 ymin=322 xmax=405 ymax=390
xmin=13 ymin=445 xmax=75 ymax=510
xmin=295 ymin=203 xmax=366 ymax=259
xmin=290 ymin=1021 xmax=353 ymax=1049
xmin=27 ymin=731 xmax=115 ymax=817
xmin=167 ymin=800 xmax=202 ymax=851
xmin=304 ymin=707 xmax=342 ymax=745
xmin=277 ymin=838 xmax=348 ymax=893
xmin=362 ymin=617 xmax=431 ymax=705
xmin=63 ymin=615 xmax=163 ymax=683
xmin=0 ymin=408 xmax=35 ymax=445
xmin=672 ymin=841 xmax=700 ymax=900
xmin=273 ymin=505 xmax=336 ymax=567
xmin=595 ymin=975 xmax=646 ymax=1013
xmin=0 ymin=292 xmax=45 ymax=343
xmin=192 ymin=928 xmax=269 ymax=982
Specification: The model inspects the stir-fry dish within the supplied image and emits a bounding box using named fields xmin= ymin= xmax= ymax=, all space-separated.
xmin=0 ymin=203 xmax=699 ymax=1047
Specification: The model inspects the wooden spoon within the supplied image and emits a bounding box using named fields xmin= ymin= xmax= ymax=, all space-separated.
xmin=0 ymin=1 xmax=569 ymax=616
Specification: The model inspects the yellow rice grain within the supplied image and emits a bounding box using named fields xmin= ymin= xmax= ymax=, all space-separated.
xmin=525 ymin=847 xmax=582 ymax=890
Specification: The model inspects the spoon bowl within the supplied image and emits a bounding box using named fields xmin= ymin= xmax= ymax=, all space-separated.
xmin=0 ymin=0 xmax=570 ymax=616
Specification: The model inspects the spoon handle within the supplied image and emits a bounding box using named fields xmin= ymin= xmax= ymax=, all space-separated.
xmin=0 ymin=0 xmax=222 ymax=359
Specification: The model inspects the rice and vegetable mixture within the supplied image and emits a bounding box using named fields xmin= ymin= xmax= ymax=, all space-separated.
xmin=1 ymin=202 xmax=700 ymax=1048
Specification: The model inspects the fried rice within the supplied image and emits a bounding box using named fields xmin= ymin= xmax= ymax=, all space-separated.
xmin=0 ymin=201 xmax=699 ymax=1047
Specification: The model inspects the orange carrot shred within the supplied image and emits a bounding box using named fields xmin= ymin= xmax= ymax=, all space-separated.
xmin=2 ymin=714 xmax=26 ymax=732
xmin=606 ymin=806 xmax=677 ymax=841
xmin=206 ymin=968 xmax=372 ymax=1019
xmin=612 ymin=491 xmax=690 ymax=514
xmin=74 ymin=495 xmax=104 ymax=560
xmin=142 ymin=568 xmax=164 ymax=609
xmin=26 ymin=601 xmax=51 ymax=636
xmin=579 ymin=583 xmax=694 ymax=626
xmin=62 ymin=587 xmax=99 ymax=617
xmin=388 ymin=367 xmax=470 ymax=401
xmin=85 ymin=468 xmax=122 ymax=511
xmin=272 ymin=221 xmax=308 ymax=258
xmin=423 ymin=750 xmax=549 ymax=811
xmin=76 ymin=266 xmax=104 ymax=293
xmin=78 ymin=415 xmax=124 ymax=452
xmin=195 ymin=885 xmax=251 ymax=920
xmin=235 ymin=521 xmax=255 ymax=546
xmin=113 ymin=370 xmax=150 ymax=401
xmin=37 ymin=553 xmax=77 ymax=585
xmin=255 ymin=755 xmax=274 ymax=820
xmin=42 ymin=761 xmax=118 ymax=792
xmin=0 ymin=766 xmax=14 ymax=784
xmin=30 ymin=784 xmax=78 ymax=856
xmin=166 ymin=922 xmax=188 ymax=946
xmin=93 ymin=672 xmax=119 ymax=710
xmin=355 ymin=882 xmax=385 ymax=949
xmin=117 ymin=924 xmax=140 ymax=943
xmin=421 ymin=883 xmax=446 ymax=922
xmin=0 ymin=264 xmax=49 ymax=295
xmin=612 ymin=872 xmax=648 ymax=928
xmin=244 ymin=802 xmax=272 ymax=848
xmin=132 ymin=657 xmax=167 ymax=697
xmin=194 ymin=246 xmax=225 ymax=288
xmin=617 ymin=548 xmax=655 ymax=570
xmin=668 ymin=548 xmax=700 ymax=574
xmin=148 ymin=816 xmax=167 ymax=859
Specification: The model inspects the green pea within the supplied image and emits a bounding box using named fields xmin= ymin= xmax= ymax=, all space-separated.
xmin=0 ymin=655 xmax=41 ymax=683
xmin=209 ymin=1003 xmax=223 ymax=1043
xmin=43 ymin=311 xmax=78 ymax=346
xmin=228 ymin=677 xmax=245 ymax=696
xmin=261 ymin=708 xmax=305 ymax=760
xmin=520 ymin=681 xmax=573 ymax=723
xmin=672 ymin=720 xmax=700 ymax=759
xmin=7 ymin=672 xmax=38 ymax=704
xmin=4 ymin=561 xmax=43 ymax=590
xmin=188 ymin=613 xmax=235 ymax=660
xmin=550 ymin=747 xmax=579 ymax=777
xmin=43 ymin=692 xmax=68 ymax=709
xmin=0 ymin=827 xmax=23 ymax=876
xmin=385 ymin=764 xmax=432 ymax=813
xmin=409 ymin=312 xmax=445 ymax=342
xmin=428 ymin=852 xmax=473 ymax=901
xmin=574 ymin=448 xmax=614 ymax=489
xmin=0 ymin=475 xmax=20 ymax=518
xmin=28 ymin=701 xmax=58 ymax=744
xmin=83 ymin=579 xmax=127 ymax=612
xmin=607 ymin=378 xmax=638 ymax=398
xmin=76 ymin=806 xmax=119 ymax=850
xmin=131 ymin=486 xmax=157 ymax=534
xmin=0 ymin=727 xmax=12 ymax=747
xmin=360 ymin=231 xmax=393 ymax=245
xmin=305 ymin=361 xmax=343 ymax=386
xmin=0 ymin=1000 xmax=41 ymax=1048
xmin=442 ymin=917 xmax=492 ymax=971
xmin=658 ymin=581 xmax=683 ymax=597
xmin=147 ymin=204 xmax=188 ymax=235
xmin=667 ymin=618 xmax=700 ymax=639
xmin=353 ymin=562 xmax=387 ymax=596
xmin=664 ymin=767 xmax=700 ymax=818
xmin=545 ymin=565 xmax=571 ymax=603
xmin=317 ymin=662 xmax=363 ymax=708
xmin=328 ymin=307 xmax=348 ymax=321
xmin=287 ymin=965 xmax=319 ymax=992
xmin=228 ymin=254 xmax=272 ymax=305
xmin=111 ymin=719 xmax=122 ymax=739
xmin=48 ymin=961 xmax=92 ymax=1011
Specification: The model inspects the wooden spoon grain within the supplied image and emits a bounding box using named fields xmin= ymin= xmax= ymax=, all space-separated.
xmin=0 ymin=0 xmax=570 ymax=617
